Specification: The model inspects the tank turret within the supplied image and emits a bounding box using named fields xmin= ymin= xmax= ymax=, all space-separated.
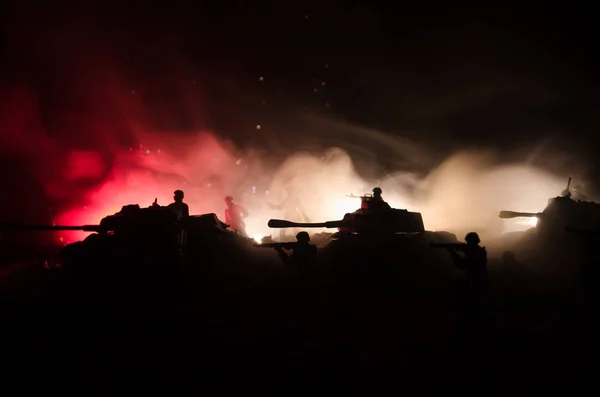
xmin=266 ymin=190 xmax=462 ymax=248
xmin=268 ymin=208 xmax=425 ymax=234
xmin=498 ymin=177 xmax=600 ymax=236
xmin=265 ymin=193 xmax=458 ymax=278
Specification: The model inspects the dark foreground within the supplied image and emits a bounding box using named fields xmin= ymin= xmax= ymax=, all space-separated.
xmin=1 ymin=246 xmax=599 ymax=391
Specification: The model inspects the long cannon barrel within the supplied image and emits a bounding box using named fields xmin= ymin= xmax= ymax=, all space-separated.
xmin=0 ymin=223 xmax=100 ymax=232
xmin=268 ymin=219 xmax=344 ymax=229
xmin=498 ymin=211 xmax=543 ymax=219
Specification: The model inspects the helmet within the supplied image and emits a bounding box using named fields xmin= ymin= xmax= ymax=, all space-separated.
xmin=373 ymin=187 xmax=382 ymax=195
xmin=296 ymin=231 xmax=310 ymax=242
xmin=224 ymin=196 xmax=234 ymax=203
xmin=465 ymin=232 xmax=480 ymax=244
xmin=174 ymin=190 xmax=184 ymax=199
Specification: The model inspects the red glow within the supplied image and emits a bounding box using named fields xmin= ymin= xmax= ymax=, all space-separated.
xmin=54 ymin=132 xmax=268 ymax=242
xmin=64 ymin=151 xmax=105 ymax=180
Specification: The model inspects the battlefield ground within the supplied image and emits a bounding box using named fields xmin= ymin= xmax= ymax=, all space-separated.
xmin=0 ymin=231 xmax=597 ymax=391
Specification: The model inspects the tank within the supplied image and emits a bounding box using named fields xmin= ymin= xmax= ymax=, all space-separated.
xmin=267 ymin=192 xmax=457 ymax=246
xmin=0 ymin=203 xmax=236 ymax=273
xmin=497 ymin=178 xmax=600 ymax=282
xmin=264 ymin=193 xmax=459 ymax=287
xmin=498 ymin=177 xmax=600 ymax=237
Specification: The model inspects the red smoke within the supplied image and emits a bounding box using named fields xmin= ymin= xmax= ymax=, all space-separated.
xmin=0 ymin=5 xmax=267 ymax=243
xmin=54 ymin=131 xmax=270 ymax=243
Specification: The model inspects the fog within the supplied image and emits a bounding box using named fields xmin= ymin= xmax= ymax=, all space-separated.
xmin=0 ymin=5 xmax=590 ymax=246
xmin=52 ymin=126 xmax=575 ymax=244
xmin=0 ymin=83 xmax=582 ymax=246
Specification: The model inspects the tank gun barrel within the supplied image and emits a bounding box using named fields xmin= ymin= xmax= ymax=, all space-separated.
xmin=268 ymin=219 xmax=343 ymax=229
xmin=498 ymin=211 xmax=543 ymax=219
xmin=0 ymin=223 xmax=100 ymax=232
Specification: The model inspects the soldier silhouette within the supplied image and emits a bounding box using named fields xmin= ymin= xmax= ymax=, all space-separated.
xmin=368 ymin=187 xmax=391 ymax=210
xmin=275 ymin=231 xmax=318 ymax=275
xmin=445 ymin=232 xmax=488 ymax=303
xmin=168 ymin=190 xmax=189 ymax=250
xmin=224 ymin=196 xmax=249 ymax=237
xmin=168 ymin=190 xmax=190 ymax=220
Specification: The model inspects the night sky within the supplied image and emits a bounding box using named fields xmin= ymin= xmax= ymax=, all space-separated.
xmin=1 ymin=1 xmax=599 ymax=222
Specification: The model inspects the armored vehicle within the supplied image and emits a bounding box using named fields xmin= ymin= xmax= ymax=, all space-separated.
xmin=263 ymin=193 xmax=461 ymax=295
xmin=497 ymin=178 xmax=600 ymax=281
xmin=0 ymin=203 xmax=236 ymax=273
xmin=267 ymin=192 xmax=458 ymax=250
xmin=498 ymin=178 xmax=600 ymax=237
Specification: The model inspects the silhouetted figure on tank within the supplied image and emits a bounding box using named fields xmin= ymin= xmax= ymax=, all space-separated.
xmin=368 ymin=187 xmax=391 ymax=210
xmin=168 ymin=190 xmax=189 ymax=250
xmin=168 ymin=190 xmax=189 ymax=220
xmin=224 ymin=196 xmax=249 ymax=237
xmin=275 ymin=231 xmax=318 ymax=275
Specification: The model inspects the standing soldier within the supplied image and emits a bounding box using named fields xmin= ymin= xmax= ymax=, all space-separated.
xmin=168 ymin=190 xmax=190 ymax=220
xmin=168 ymin=190 xmax=189 ymax=250
xmin=224 ymin=196 xmax=249 ymax=237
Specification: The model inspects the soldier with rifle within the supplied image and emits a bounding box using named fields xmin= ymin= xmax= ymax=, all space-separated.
xmin=347 ymin=187 xmax=391 ymax=211
xmin=257 ymin=231 xmax=318 ymax=274
xmin=432 ymin=232 xmax=487 ymax=302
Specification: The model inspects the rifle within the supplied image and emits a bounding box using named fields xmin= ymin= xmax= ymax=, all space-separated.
xmin=254 ymin=242 xmax=298 ymax=250
xmin=430 ymin=242 xmax=468 ymax=251
xmin=346 ymin=193 xmax=373 ymax=199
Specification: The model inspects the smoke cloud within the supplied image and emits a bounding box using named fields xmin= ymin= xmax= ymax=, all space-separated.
xmin=0 ymin=5 xmax=591 ymax=247
xmin=0 ymin=85 xmax=578 ymax=245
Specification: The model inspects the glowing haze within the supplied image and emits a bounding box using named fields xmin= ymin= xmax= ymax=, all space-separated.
xmin=0 ymin=83 xmax=577 ymax=245
xmin=54 ymin=134 xmax=571 ymax=244
xmin=0 ymin=6 xmax=584 ymax=245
